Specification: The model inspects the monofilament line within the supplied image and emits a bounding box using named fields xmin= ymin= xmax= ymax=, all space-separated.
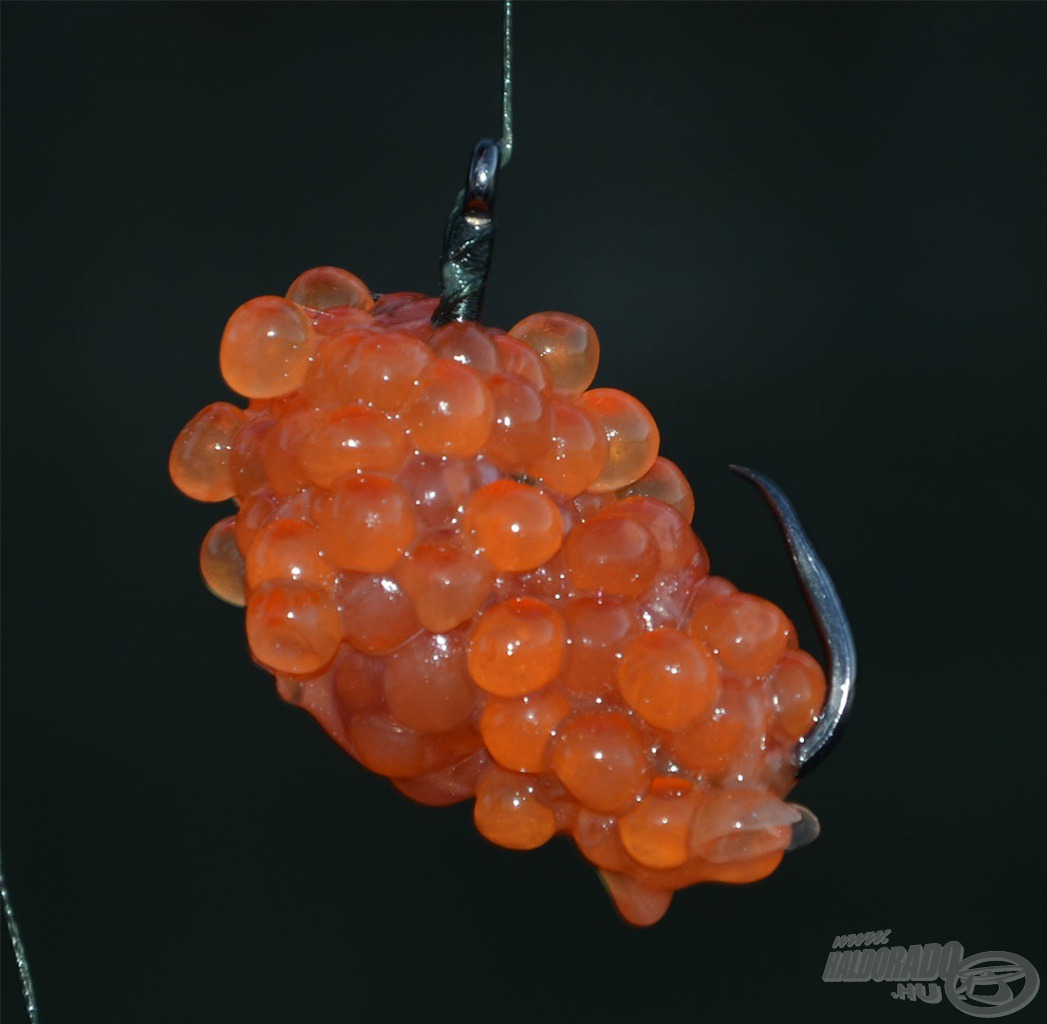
xmin=1 ymin=857 xmax=39 ymax=1023
xmin=499 ymin=0 xmax=514 ymax=166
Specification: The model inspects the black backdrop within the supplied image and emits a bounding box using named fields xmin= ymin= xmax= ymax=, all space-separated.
xmin=2 ymin=3 xmax=1044 ymax=1022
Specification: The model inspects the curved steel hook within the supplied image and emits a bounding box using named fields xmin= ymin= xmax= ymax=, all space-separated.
xmin=730 ymin=466 xmax=857 ymax=776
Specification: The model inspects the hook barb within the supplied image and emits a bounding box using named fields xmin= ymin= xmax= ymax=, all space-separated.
xmin=729 ymin=465 xmax=857 ymax=776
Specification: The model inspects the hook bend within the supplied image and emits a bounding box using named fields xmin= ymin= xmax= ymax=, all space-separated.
xmin=729 ymin=465 xmax=857 ymax=775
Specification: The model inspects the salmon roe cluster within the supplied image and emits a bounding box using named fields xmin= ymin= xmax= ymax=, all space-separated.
xmin=170 ymin=266 xmax=827 ymax=926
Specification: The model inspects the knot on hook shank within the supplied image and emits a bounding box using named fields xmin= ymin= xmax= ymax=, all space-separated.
xmin=433 ymin=139 xmax=500 ymax=326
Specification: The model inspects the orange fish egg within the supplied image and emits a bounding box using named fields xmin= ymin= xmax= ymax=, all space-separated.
xmin=232 ymin=489 xmax=283 ymax=555
xmin=315 ymin=474 xmax=415 ymax=573
xmin=562 ymin=515 xmax=660 ymax=598
xmin=333 ymin=646 xmax=386 ymax=714
xmin=462 ymin=479 xmax=564 ymax=572
xmin=310 ymin=307 xmax=376 ymax=338
xmin=600 ymin=496 xmax=699 ymax=572
xmin=561 ymin=597 xmax=641 ymax=697
xmin=493 ymin=333 xmax=552 ymax=391
xmin=220 ymin=296 xmax=314 ymax=399
xmin=199 ymin=516 xmax=247 ymax=607
xmin=509 ymin=311 xmax=600 ymax=396
xmin=524 ymin=399 xmax=607 ymax=497
xmin=338 ymin=572 xmax=421 ymax=655
xmin=598 ymin=871 xmax=674 ymax=929
xmin=348 ymin=713 xmax=465 ymax=778
xmin=575 ymin=388 xmax=660 ymax=493
xmin=616 ymin=456 xmax=696 ymax=523
xmin=479 ymin=688 xmax=572 ymax=773
xmin=618 ymin=777 xmax=700 ymax=870
xmin=474 ymin=765 xmax=557 ymax=850
xmin=227 ymin=414 xmax=275 ymax=497
xmin=384 ymin=631 xmax=476 ymax=733
xmin=245 ymin=518 xmax=335 ymax=593
xmin=393 ymin=749 xmax=490 ymax=808
xmin=398 ymin=540 xmax=493 ymax=633
xmin=467 ymin=597 xmax=566 ymax=697
xmin=573 ymin=808 xmax=631 ymax=873
xmin=396 ymin=455 xmax=499 ymax=532
xmin=345 ymin=714 xmax=432 ymax=777
xmin=285 ymin=265 xmax=375 ymax=312
xmin=484 ymin=372 xmax=553 ymax=469
xmin=403 ymin=359 xmax=494 ymax=457
xmin=617 ymin=629 xmax=720 ymax=731
xmin=768 ymin=649 xmax=827 ymax=742
xmin=551 ymin=711 xmax=651 ymax=814
xmin=296 ymin=406 xmax=407 ymax=486
xmin=687 ymin=574 xmax=739 ymax=614
xmin=430 ymin=320 xmax=503 ymax=374
xmin=320 ymin=330 xmax=433 ymax=410
xmin=169 ymin=402 xmax=247 ymax=502
xmin=687 ymin=592 xmax=794 ymax=678
xmin=259 ymin=406 xmax=314 ymax=494
xmin=571 ymin=490 xmax=614 ymax=522
xmin=670 ymin=684 xmax=764 ymax=776
xmin=245 ymin=580 xmax=342 ymax=676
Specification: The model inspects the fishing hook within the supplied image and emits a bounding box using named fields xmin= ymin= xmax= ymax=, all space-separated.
xmin=730 ymin=466 xmax=857 ymax=775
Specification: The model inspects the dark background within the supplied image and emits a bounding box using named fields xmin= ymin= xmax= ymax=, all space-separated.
xmin=2 ymin=3 xmax=1044 ymax=1022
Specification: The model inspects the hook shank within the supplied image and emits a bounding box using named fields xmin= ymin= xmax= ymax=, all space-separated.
xmin=431 ymin=2 xmax=512 ymax=326
xmin=432 ymin=138 xmax=500 ymax=326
